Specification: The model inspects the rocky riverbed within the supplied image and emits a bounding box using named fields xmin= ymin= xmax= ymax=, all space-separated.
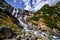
xmin=0 ymin=25 xmax=60 ymax=40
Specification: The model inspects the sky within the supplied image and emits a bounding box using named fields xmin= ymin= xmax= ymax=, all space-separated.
xmin=5 ymin=0 xmax=60 ymax=12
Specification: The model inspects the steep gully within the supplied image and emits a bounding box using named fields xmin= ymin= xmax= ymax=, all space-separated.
xmin=11 ymin=8 xmax=45 ymax=34
xmin=11 ymin=8 xmax=60 ymax=40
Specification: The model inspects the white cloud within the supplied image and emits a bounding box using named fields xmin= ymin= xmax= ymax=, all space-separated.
xmin=32 ymin=0 xmax=35 ymax=4
xmin=48 ymin=0 xmax=60 ymax=6
xmin=6 ymin=0 xmax=60 ymax=12
xmin=22 ymin=0 xmax=49 ymax=11
xmin=14 ymin=0 xmax=60 ymax=12
xmin=33 ymin=0 xmax=49 ymax=11
xmin=24 ymin=5 xmax=33 ymax=11
xmin=13 ymin=0 xmax=17 ymax=2
xmin=22 ymin=0 xmax=27 ymax=3
xmin=22 ymin=0 xmax=33 ymax=11
xmin=33 ymin=0 xmax=60 ymax=12
xmin=34 ymin=2 xmax=47 ymax=11
xmin=19 ymin=0 xmax=22 ymax=3
xmin=36 ymin=0 xmax=41 ymax=5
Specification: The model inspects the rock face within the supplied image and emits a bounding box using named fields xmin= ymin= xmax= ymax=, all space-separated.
xmin=0 ymin=26 xmax=17 ymax=39
xmin=0 ymin=0 xmax=27 ymax=29
xmin=0 ymin=8 xmax=22 ymax=36
xmin=0 ymin=0 xmax=33 ymax=29
xmin=32 ymin=18 xmax=47 ymax=31
xmin=0 ymin=0 xmax=14 ymax=12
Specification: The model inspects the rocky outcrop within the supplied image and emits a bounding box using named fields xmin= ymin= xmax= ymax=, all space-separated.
xmin=0 ymin=26 xmax=17 ymax=39
xmin=32 ymin=18 xmax=48 ymax=31
xmin=31 ymin=1 xmax=60 ymax=30
xmin=0 ymin=8 xmax=22 ymax=35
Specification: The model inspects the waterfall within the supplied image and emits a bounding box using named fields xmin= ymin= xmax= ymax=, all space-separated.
xmin=11 ymin=8 xmax=60 ymax=40
xmin=15 ymin=9 xmax=18 ymax=17
xmin=11 ymin=8 xmax=29 ymax=31
xmin=18 ymin=16 xmax=32 ymax=32
xmin=12 ymin=8 xmax=18 ymax=17
xmin=12 ymin=8 xmax=16 ymax=15
xmin=18 ymin=16 xmax=27 ymax=28
xmin=11 ymin=8 xmax=42 ymax=34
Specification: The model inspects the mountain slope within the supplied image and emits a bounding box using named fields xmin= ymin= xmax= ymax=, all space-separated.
xmin=31 ymin=1 xmax=60 ymax=29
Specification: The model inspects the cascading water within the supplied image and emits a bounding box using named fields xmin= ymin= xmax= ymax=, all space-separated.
xmin=11 ymin=8 xmax=60 ymax=40
xmin=12 ymin=8 xmax=16 ymax=15
xmin=11 ymin=8 xmax=47 ymax=36
xmin=11 ymin=8 xmax=31 ymax=32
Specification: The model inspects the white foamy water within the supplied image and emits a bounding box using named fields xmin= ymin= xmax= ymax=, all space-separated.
xmin=15 ymin=9 xmax=18 ymax=17
xmin=12 ymin=8 xmax=16 ymax=15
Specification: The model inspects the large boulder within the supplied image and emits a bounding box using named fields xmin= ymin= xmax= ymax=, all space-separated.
xmin=0 ymin=26 xmax=17 ymax=39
